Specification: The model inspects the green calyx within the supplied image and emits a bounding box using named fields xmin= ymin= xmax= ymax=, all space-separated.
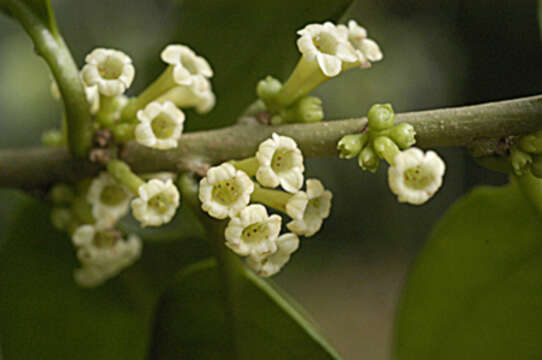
xmin=257 ymin=76 xmax=282 ymax=102
xmin=358 ymin=145 xmax=380 ymax=173
xmin=510 ymin=146 xmax=532 ymax=176
xmin=337 ymin=133 xmax=368 ymax=159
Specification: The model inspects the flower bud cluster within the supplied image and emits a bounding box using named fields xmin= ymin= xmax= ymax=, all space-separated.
xmin=509 ymin=129 xmax=542 ymax=177
xmin=256 ymin=20 xmax=383 ymax=125
xmin=337 ymin=104 xmax=446 ymax=205
xmin=198 ymin=133 xmax=332 ymax=277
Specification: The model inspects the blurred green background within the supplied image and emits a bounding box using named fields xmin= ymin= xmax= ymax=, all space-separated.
xmin=0 ymin=0 xmax=540 ymax=358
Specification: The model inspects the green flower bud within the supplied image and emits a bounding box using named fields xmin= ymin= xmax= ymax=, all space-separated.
xmin=41 ymin=130 xmax=64 ymax=147
xmin=112 ymin=123 xmax=136 ymax=143
xmin=71 ymin=197 xmax=95 ymax=225
xmin=373 ymin=136 xmax=400 ymax=165
xmin=510 ymin=147 xmax=532 ymax=176
xmin=337 ymin=133 xmax=368 ymax=159
xmin=257 ymin=76 xmax=282 ymax=101
xmin=388 ymin=123 xmax=416 ymax=149
xmin=358 ymin=146 xmax=380 ymax=173
xmin=519 ymin=132 xmax=542 ymax=154
xmin=531 ymin=155 xmax=542 ymax=178
xmin=50 ymin=207 xmax=73 ymax=231
xmin=367 ymin=103 xmax=395 ymax=131
xmin=50 ymin=184 xmax=75 ymax=205
xmin=281 ymin=96 xmax=324 ymax=124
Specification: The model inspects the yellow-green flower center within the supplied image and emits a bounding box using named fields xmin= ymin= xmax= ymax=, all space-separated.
xmin=212 ymin=179 xmax=240 ymax=205
xmin=148 ymin=192 xmax=173 ymax=214
xmin=241 ymin=222 xmax=270 ymax=243
xmin=98 ymin=56 xmax=124 ymax=80
xmin=100 ymin=185 xmax=128 ymax=206
xmin=93 ymin=230 xmax=119 ymax=248
xmin=312 ymin=32 xmax=338 ymax=55
xmin=403 ymin=166 xmax=434 ymax=190
xmin=151 ymin=113 xmax=176 ymax=139
xmin=181 ymin=54 xmax=200 ymax=75
xmin=271 ymin=148 xmax=296 ymax=173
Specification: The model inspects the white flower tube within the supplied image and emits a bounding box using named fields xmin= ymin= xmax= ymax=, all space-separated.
xmin=72 ymin=225 xmax=142 ymax=287
xmin=286 ymin=179 xmax=332 ymax=237
xmin=161 ymin=44 xmax=213 ymax=86
xmin=156 ymin=77 xmax=216 ymax=114
xmin=224 ymin=204 xmax=281 ymax=258
xmin=246 ymin=233 xmax=300 ymax=277
xmin=199 ymin=163 xmax=254 ymax=219
xmin=81 ymin=48 xmax=135 ymax=97
xmin=135 ymin=101 xmax=185 ymax=150
xmin=86 ymin=172 xmax=132 ymax=229
xmin=256 ymin=133 xmax=304 ymax=193
xmin=297 ymin=22 xmax=357 ymax=77
xmin=131 ymin=179 xmax=180 ymax=227
xmin=388 ymin=148 xmax=445 ymax=205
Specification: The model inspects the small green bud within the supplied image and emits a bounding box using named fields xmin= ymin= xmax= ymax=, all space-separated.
xmin=50 ymin=184 xmax=75 ymax=205
xmin=71 ymin=197 xmax=95 ymax=225
xmin=388 ymin=123 xmax=416 ymax=149
xmin=510 ymin=147 xmax=532 ymax=176
xmin=41 ymin=130 xmax=64 ymax=147
xmin=50 ymin=207 xmax=73 ymax=231
xmin=337 ymin=133 xmax=368 ymax=159
xmin=519 ymin=132 xmax=542 ymax=154
xmin=257 ymin=76 xmax=282 ymax=101
xmin=112 ymin=123 xmax=136 ymax=143
xmin=281 ymin=96 xmax=324 ymax=124
xmin=373 ymin=136 xmax=400 ymax=164
xmin=358 ymin=146 xmax=380 ymax=173
xmin=367 ymin=103 xmax=395 ymax=131
xmin=531 ymin=155 xmax=542 ymax=178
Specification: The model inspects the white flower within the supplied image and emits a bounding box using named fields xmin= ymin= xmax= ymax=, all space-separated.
xmin=135 ymin=101 xmax=185 ymax=150
xmin=388 ymin=148 xmax=445 ymax=205
xmin=286 ymin=179 xmax=332 ymax=237
xmin=157 ymin=77 xmax=216 ymax=114
xmin=72 ymin=225 xmax=142 ymax=287
xmin=296 ymin=22 xmax=357 ymax=77
xmin=246 ymin=233 xmax=300 ymax=277
xmin=256 ymin=133 xmax=304 ymax=193
xmin=199 ymin=163 xmax=254 ymax=219
xmin=131 ymin=179 xmax=180 ymax=227
xmin=81 ymin=48 xmax=135 ymax=97
xmin=337 ymin=20 xmax=383 ymax=66
xmin=224 ymin=204 xmax=281 ymax=258
xmin=161 ymin=44 xmax=213 ymax=86
xmin=86 ymin=172 xmax=132 ymax=229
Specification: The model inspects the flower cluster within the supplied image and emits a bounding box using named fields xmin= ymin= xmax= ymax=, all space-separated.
xmin=337 ymin=104 xmax=446 ymax=205
xmin=48 ymin=44 xmax=215 ymax=150
xmin=256 ymin=20 xmax=382 ymax=125
xmin=199 ymin=133 xmax=332 ymax=277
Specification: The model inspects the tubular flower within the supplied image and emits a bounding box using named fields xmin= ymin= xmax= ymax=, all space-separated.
xmin=246 ymin=233 xmax=300 ymax=277
xmin=131 ymin=179 xmax=180 ymax=227
xmin=86 ymin=172 xmax=132 ymax=229
xmin=297 ymin=22 xmax=357 ymax=77
xmin=161 ymin=44 xmax=213 ymax=86
xmin=72 ymin=225 xmax=142 ymax=287
xmin=287 ymin=179 xmax=332 ymax=237
xmin=135 ymin=101 xmax=185 ymax=150
xmin=337 ymin=20 xmax=383 ymax=67
xmin=388 ymin=148 xmax=445 ymax=205
xmin=157 ymin=77 xmax=216 ymax=114
xmin=256 ymin=133 xmax=304 ymax=193
xmin=224 ymin=204 xmax=281 ymax=258
xmin=199 ymin=163 xmax=254 ymax=219
xmin=81 ymin=48 xmax=135 ymax=97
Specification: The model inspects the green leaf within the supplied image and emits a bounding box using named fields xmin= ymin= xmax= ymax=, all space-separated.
xmin=160 ymin=0 xmax=353 ymax=131
xmin=394 ymin=181 xmax=542 ymax=359
xmin=149 ymin=259 xmax=343 ymax=359
xmin=0 ymin=197 xmax=210 ymax=359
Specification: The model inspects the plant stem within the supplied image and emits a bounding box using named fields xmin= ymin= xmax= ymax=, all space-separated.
xmin=1 ymin=94 xmax=542 ymax=190
xmin=7 ymin=0 xmax=94 ymax=158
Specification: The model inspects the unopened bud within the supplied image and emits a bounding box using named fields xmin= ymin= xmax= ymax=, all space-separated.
xmin=368 ymin=103 xmax=395 ymax=131
xmin=358 ymin=146 xmax=380 ymax=173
